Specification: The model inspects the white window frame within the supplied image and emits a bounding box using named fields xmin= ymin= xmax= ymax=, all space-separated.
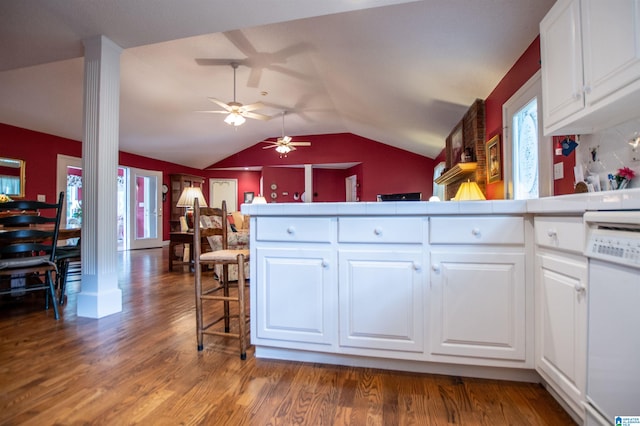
xmin=502 ymin=70 xmax=553 ymax=199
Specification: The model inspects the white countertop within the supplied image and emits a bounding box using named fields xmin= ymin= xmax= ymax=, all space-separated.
xmin=242 ymin=188 xmax=640 ymax=216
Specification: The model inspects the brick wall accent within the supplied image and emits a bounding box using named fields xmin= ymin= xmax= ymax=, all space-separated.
xmin=444 ymin=99 xmax=486 ymax=200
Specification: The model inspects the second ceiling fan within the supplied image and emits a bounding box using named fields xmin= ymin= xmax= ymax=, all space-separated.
xmin=262 ymin=111 xmax=311 ymax=155
xmin=200 ymin=63 xmax=271 ymax=126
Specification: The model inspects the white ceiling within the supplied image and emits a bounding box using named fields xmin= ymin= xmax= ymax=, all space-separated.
xmin=0 ymin=0 xmax=556 ymax=170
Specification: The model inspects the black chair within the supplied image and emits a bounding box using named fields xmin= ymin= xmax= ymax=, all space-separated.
xmin=0 ymin=192 xmax=65 ymax=319
xmin=55 ymin=240 xmax=81 ymax=305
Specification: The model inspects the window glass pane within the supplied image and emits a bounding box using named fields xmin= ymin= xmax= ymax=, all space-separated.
xmin=512 ymin=98 xmax=539 ymax=199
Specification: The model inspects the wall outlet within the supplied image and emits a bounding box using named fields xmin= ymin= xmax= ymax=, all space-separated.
xmin=553 ymin=162 xmax=564 ymax=180
xmin=37 ymin=194 xmax=46 ymax=202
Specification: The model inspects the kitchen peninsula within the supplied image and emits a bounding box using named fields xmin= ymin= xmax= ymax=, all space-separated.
xmin=243 ymin=190 xmax=640 ymax=423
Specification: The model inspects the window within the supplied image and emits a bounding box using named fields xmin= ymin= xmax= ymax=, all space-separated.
xmin=432 ymin=162 xmax=446 ymax=201
xmin=502 ymin=70 xmax=552 ymax=199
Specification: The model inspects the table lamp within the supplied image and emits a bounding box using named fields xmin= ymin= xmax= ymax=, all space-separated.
xmin=176 ymin=186 xmax=207 ymax=230
xmin=454 ymin=180 xmax=486 ymax=201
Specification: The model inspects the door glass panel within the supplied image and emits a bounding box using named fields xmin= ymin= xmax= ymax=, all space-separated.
xmin=512 ymin=98 xmax=539 ymax=200
xmin=66 ymin=166 xmax=83 ymax=227
xmin=135 ymin=174 xmax=158 ymax=240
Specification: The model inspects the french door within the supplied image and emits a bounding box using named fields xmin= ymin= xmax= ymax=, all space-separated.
xmin=128 ymin=168 xmax=163 ymax=250
xmin=56 ymin=156 xmax=163 ymax=250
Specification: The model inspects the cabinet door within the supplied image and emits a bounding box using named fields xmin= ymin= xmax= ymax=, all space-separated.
xmin=536 ymin=253 xmax=587 ymax=413
xmin=582 ymin=0 xmax=640 ymax=106
xmin=339 ymin=249 xmax=424 ymax=353
xmin=430 ymin=251 xmax=526 ymax=361
xmin=255 ymin=247 xmax=336 ymax=346
xmin=540 ymin=0 xmax=585 ymax=129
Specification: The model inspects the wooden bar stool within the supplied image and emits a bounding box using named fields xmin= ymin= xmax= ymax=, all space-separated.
xmin=193 ymin=199 xmax=250 ymax=359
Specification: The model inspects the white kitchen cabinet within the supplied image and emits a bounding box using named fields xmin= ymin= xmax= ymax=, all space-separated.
xmin=430 ymin=250 xmax=527 ymax=364
xmin=429 ymin=216 xmax=529 ymax=367
xmin=337 ymin=217 xmax=427 ymax=358
xmin=540 ymin=0 xmax=640 ymax=135
xmin=338 ymin=249 xmax=425 ymax=355
xmin=254 ymin=246 xmax=337 ymax=348
xmin=534 ymin=216 xmax=587 ymax=420
xmin=252 ymin=216 xmax=338 ymax=350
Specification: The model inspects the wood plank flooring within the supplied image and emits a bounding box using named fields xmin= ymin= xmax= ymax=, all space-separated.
xmin=0 ymin=248 xmax=576 ymax=425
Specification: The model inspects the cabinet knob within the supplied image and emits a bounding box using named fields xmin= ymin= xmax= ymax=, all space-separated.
xmin=584 ymin=85 xmax=592 ymax=94
xmin=547 ymin=229 xmax=557 ymax=238
xmin=322 ymin=259 xmax=329 ymax=268
xmin=573 ymin=92 xmax=582 ymax=100
xmin=574 ymin=283 xmax=586 ymax=293
xmin=373 ymin=227 xmax=382 ymax=236
xmin=431 ymin=264 xmax=440 ymax=273
xmin=413 ymin=263 xmax=422 ymax=272
xmin=286 ymin=226 xmax=295 ymax=234
xmin=471 ymin=228 xmax=481 ymax=237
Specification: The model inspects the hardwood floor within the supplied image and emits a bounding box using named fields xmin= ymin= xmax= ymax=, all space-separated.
xmin=0 ymin=248 xmax=576 ymax=425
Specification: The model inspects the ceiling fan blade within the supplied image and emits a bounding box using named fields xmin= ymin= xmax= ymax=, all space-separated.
xmin=196 ymin=110 xmax=229 ymax=114
xmin=241 ymin=101 xmax=264 ymax=112
xmin=207 ymin=97 xmax=232 ymax=111
xmin=262 ymin=145 xmax=278 ymax=149
xmin=247 ymin=67 xmax=262 ymax=88
xmin=195 ymin=58 xmax=245 ymax=66
xmin=290 ymin=142 xmax=311 ymax=146
xmin=243 ymin=111 xmax=272 ymax=121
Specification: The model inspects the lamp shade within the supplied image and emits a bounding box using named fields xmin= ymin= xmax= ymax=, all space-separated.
xmin=454 ymin=180 xmax=486 ymax=201
xmin=176 ymin=186 xmax=208 ymax=208
xmin=252 ymin=195 xmax=267 ymax=204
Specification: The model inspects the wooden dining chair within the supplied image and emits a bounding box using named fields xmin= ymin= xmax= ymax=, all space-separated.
xmin=0 ymin=192 xmax=65 ymax=319
xmin=55 ymin=240 xmax=81 ymax=305
xmin=193 ymin=198 xmax=250 ymax=359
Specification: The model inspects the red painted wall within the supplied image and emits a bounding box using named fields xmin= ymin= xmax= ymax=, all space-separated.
xmin=212 ymin=133 xmax=435 ymax=202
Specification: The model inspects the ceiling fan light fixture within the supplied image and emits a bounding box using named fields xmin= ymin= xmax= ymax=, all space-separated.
xmin=224 ymin=113 xmax=245 ymax=126
xmin=275 ymin=145 xmax=291 ymax=154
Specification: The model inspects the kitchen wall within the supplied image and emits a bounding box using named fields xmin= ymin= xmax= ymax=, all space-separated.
xmin=575 ymin=117 xmax=640 ymax=191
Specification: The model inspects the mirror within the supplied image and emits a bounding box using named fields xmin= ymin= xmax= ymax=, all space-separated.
xmin=0 ymin=157 xmax=25 ymax=198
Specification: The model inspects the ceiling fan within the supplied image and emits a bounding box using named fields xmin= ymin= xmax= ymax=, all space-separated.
xmin=262 ymin=111 xmax=311 ymax=155
xmin=199 ymin=62 xmax=271 ymax=126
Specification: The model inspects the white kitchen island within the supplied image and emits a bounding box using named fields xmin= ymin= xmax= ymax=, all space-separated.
xmin=242 ymin=199 xmax=540 ymax=382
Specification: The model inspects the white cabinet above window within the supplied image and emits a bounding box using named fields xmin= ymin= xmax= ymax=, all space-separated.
xmin=540 ymin=0 xmax=640 ymax=136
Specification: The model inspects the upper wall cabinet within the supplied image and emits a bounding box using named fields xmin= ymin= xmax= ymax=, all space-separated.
xmin=540 ymin=0 xmax=640 ymax=136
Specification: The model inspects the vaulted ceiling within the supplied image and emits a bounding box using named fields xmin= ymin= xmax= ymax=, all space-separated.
xmin=0 ymin=0 xmax=556 ymax=169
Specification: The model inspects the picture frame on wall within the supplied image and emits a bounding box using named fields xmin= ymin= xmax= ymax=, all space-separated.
xmin=487 ymin=135 xmax=502 ymax=183
xmin=243 ymin=191 xmax=254 ymax=204
xmin=449 ymin=124 xmax=463 ymax=167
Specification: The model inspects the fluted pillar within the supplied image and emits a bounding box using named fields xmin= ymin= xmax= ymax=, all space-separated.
xmin=77 ymin=35 xmax=123 ymax=318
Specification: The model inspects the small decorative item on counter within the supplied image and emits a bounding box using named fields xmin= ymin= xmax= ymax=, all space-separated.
xmin=0 ymin=193 xmax=13 ymax=203
xmin=608 ymin=167 xmax=636 ymax=190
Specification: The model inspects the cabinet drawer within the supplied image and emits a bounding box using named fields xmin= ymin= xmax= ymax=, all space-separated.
xmin=430 ymin=216 xmax=524 ymax=245
xmin=534 ymin=216 xmax=584 ymax=253
xmin=256 ymin=217 xmax=334 ymax=242
xmin=338 ymin=217 xmax=424 ymax=244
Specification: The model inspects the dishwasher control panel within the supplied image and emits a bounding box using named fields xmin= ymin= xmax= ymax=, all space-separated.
xmin=584 ymin=211 xmax=640 ymax=269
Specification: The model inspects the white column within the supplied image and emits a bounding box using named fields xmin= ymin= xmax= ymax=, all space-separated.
xmin=304 ymin=164 xmax=313 ymax=203
xmin=77 ymin=35 xmax=123 ymax=318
